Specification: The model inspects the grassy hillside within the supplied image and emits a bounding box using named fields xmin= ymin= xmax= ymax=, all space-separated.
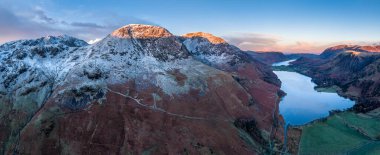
xmin=299 ymin=109 xmax=380 ymax=154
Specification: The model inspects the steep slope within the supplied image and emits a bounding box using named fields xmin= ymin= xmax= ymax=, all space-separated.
xmin=0 ymin=35 xmax=88 ymax=154
xmin=245 ymin=51 xmax=289 ymax=65
xmin=244 ymin=51 xmax=318 ymax=65
xmin=286 ymin=53 xmax=319 ymax=60
xmin=182 ymin=32 xmax=285 ymax=148
xmin=0 ymin=24 xmax=284 ymax=154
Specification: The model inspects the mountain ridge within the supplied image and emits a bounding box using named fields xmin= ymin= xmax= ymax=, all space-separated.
xmin=182 ymin=32 xmax=227 ymax=44
xmin=0 ymin=24 xmax=285 ymax=154
xmin=320 ymin=44 xmax=380 ymax=59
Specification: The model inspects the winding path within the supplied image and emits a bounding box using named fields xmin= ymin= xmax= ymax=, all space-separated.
xmin=106 ymin=87 xmax=231 ymax=122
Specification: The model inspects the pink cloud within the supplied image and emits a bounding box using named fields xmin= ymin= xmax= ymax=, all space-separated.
xmin=224 ymin=33 xmax=380 ymax=53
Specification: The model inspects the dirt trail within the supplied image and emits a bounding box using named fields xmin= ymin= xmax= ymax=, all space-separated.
xmin=106 ymin=87 xmax=232 ymax=122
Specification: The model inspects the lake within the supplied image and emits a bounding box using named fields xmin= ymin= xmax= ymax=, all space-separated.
xmin=272 ymin=59 xmax=296 ymax=66
xmin=273 ymin=61 xmax=355 ymax=125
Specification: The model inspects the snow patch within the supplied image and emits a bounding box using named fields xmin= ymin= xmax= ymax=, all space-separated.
xmin=88 ymin=38 xmax=102 ymax=44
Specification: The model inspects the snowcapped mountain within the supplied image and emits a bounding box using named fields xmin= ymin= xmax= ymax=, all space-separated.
xmin=0 ymin=24 xmax=284 ymax=154
xmin=182 ymin=32 xmax=250 ymax=67
xmin=0 ymin=35 xmax=88 ymax=108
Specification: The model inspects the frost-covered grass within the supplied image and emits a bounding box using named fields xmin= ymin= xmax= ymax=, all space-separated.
xmin=73 ymin=35 xmax=223 ymax=96
xmin=183 ymin=38 xmax=234 ymax=65
xmin=0 ymin=28 xmax=237 ymax=100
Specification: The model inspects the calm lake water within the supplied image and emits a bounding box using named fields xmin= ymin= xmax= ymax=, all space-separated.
xmin=272 ymin=59 xmax=296 ymax=66
xmin=273 ymin=62 xmax=355 ymax=125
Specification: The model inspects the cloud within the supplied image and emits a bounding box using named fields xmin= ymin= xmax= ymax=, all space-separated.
xmin=70 ymin=22 xmax=105 ymax=29
xmin=224 ymin=33 xmax=281 ymax=51
xmin=224 ymin=33 xmax=380 ymax=53
xmin=0 ymin=5 xmax=157 ymax=44
xmin=33 ymin=7 xmax=57 ymax=24
xmin=0 ymin=6 xmax=59 ymax=43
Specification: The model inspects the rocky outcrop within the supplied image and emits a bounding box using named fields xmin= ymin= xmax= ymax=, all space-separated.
xmin=182 ymin=32 xmax=226 ymax=44
xmin=0 ymin=35 xmax=89 ymax=154
xmin=0 ymin=24 xmax=284 ymax=154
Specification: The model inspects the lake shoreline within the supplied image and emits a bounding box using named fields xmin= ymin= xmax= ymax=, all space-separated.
xmin=272 ymin=60 xmax=356 ymax=154
xmin=272 ymin=60 xmax=380 ymax=154
xmin=274 ymin=70 xmax=354 ymax=126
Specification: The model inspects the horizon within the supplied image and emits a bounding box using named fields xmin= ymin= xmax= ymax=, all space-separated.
xmin=1 ymin=0 xmax=379 ymax=53
xmin=2 ymin=1 xmax=380 ymax=154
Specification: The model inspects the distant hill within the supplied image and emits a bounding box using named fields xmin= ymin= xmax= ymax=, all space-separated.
xmin=320 ymin=45 xmax=380 ymax=59
xmin=245 ymin=51 xmax=318 ymax=65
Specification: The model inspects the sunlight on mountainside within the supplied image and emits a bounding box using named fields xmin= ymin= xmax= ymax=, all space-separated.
xmin=0 ymin=0 xmax=379 ymax=154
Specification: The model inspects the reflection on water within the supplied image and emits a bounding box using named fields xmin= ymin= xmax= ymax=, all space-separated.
xmin=272 ymin=59 xmax=296 ymax=66
xmin=274 ymin=71 xmax=354 ymax=125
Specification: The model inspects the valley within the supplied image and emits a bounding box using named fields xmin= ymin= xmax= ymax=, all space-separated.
xmin=261 ymin=45 xmax=380 ymax=154
xmin=1 ymin=1 xmax=379 ymax=154
xmin=1 ymin=29 xmax=379 ymax=154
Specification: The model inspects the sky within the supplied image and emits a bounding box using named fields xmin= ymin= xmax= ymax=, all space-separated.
xmin=0 ymin=0 xmax=379 ymax=53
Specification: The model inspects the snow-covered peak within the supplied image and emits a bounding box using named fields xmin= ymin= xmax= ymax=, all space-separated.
xmin=182 ymin=32 xmax=226 ymax=44
xmin=182 ymin=33 xmax=249 ymax=68
xmin=0 ymin=36 xmax=92 ymax=108
xmin=0 ymin=35 xmax=88 ymax=50
xmin=42 ymin=35 xmax=89 ymax=47
xmin=0 ymin=24 xmax=249 ymax=101
xmin=111 ymin=24 xmax=173 ymax=39
xmin=95 ymin=24 xmax=188 ymax=62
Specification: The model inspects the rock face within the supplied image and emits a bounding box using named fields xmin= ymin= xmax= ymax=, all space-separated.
xmin=182 ymin=32 xmax=226 ymax=44
xmin=0 ymin=24 xmax=284 ymax=154
xmin=291 ymin=45 xmax=380 ymax=112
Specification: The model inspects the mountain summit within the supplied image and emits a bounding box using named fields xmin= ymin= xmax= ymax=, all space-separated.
xmin=182 ymin=32 xmax=226 ymax=44
xmin=0 ymin=24 xmax=284 ymax=154
xmin=111 ymin=24 xmax=173 ymax=39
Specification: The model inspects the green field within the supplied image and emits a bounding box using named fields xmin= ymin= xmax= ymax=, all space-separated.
xmin=314 ymin=85 xmax=339 ymax=93
xmin=299 ymin=110 xmax=380 ymax=155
